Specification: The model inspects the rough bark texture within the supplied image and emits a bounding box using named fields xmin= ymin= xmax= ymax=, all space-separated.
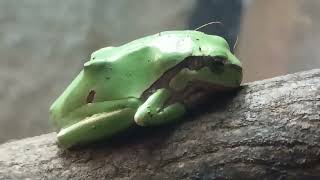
xmin=0 ymin=69 xmax=319 ymax=180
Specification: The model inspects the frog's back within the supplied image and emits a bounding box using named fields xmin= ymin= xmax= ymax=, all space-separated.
xmin=88 ymin=31 xmax=231 ymax=99
xmin=91 ymin=31 xmax=230 ymax=63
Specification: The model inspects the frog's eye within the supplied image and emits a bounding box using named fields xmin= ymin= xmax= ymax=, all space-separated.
xmin=86 ymin=90 xmax=96 ymax=103
xmin=208 ymin=57 xmax=227 ymax=74
xmin=213 ymin=56 xmax=227 ymax=65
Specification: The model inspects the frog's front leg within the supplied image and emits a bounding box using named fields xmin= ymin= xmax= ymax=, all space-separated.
xmin=134 ymin=89 xmax=186 ymax=126
xmin=57 ymin=98 xmax=140 ymax=148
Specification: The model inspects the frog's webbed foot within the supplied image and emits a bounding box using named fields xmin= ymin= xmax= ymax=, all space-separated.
xmin=134 ymin=88 xmax=186 ymax=127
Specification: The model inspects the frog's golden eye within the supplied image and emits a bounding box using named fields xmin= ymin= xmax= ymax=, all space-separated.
xmin=86 ymin=90 xmax=96 ymax=103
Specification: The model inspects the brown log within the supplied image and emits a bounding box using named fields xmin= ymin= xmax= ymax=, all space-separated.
xmin=0 ymin=69 xmax=319 ymax=180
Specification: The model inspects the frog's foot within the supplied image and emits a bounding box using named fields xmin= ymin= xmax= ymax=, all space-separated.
xmin=134 ymin=88 xmax=186 ymax=127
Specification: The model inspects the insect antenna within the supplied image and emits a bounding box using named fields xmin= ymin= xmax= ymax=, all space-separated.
xmin=194 ymin=21 xmax=223 ymax=31
xmin=194 ymin=21 xmax=240 ymax=52
xmin=233 ymin=35 xmax=239 ymax=51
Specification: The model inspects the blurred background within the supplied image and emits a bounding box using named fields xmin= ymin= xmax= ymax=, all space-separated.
xmin=0 ymin=0 xmax=319 ymax=143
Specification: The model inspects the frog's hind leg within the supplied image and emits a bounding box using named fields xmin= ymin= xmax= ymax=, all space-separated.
xmin=134 ymin=88 xmax=186 ymax=127
xmin=57 ymin=98 xmax=141 ymax=149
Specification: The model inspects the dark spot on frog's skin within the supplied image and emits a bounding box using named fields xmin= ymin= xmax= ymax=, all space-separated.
xmin=92 ymin=57 xmax=95 ymax=60
xmin=105 ymin=77 xmax=110 ymax=80
xmin=146 ymin=107 xmax=154 ymax=117
xmin=126 ymin=72 xmax=132 ymax=77
xmin=196 ymin=38 xmax=200 ymax=41
xmin=86 ymin=90 xmax=96 ymax=103
xmin=199 ymin=47 xmax=202 ymax=51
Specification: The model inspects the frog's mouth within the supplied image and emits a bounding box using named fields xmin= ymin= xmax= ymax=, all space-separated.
xmin=141 ymin=56 xmax=242 ymax=107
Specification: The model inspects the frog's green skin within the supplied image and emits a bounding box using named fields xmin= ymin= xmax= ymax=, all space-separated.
xmin=49 ymin=30 xmax=242 ymax=149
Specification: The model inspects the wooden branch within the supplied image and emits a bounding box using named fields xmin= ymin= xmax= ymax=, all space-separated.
xmin=1 ymin=69 xmax=319 ymax=180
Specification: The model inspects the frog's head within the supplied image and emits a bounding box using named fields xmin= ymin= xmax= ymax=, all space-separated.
xmin=198 ymin=34 xmax=242 ymax=87
xmin=166 ymin=33 xmax=243 ymax=92
xmin=49 ymin=59 xmax=113 ymax=129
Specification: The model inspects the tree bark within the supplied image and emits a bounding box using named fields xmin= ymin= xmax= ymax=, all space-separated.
xmin=0 ymin=69 xmax=319 ymax=180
